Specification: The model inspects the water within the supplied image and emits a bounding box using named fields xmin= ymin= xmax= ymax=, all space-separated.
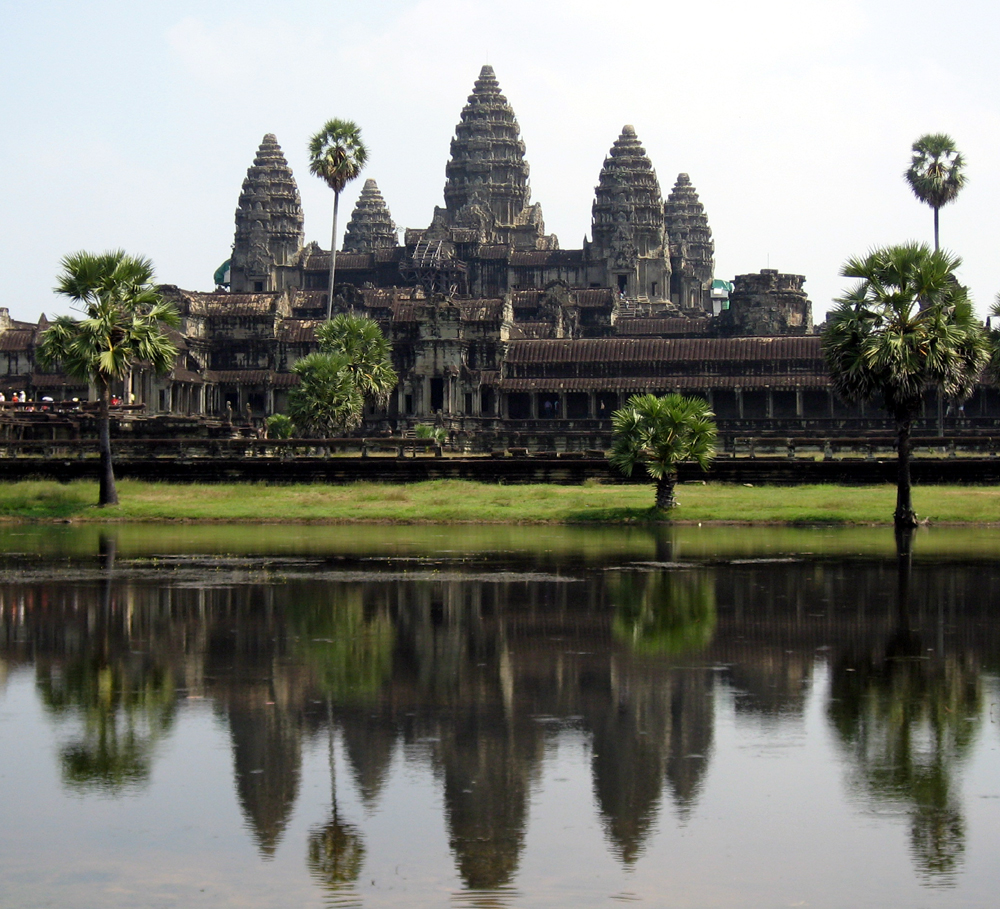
xmin=1 ymin=524 xmax=998 ymax=908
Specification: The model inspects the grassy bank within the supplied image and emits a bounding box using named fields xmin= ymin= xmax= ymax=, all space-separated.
xmin=0 ymin=479 xmax=998 ymax=524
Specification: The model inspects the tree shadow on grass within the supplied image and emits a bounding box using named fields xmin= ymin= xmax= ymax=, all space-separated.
xmin=563 ymin=506 xmax=673 ymax=524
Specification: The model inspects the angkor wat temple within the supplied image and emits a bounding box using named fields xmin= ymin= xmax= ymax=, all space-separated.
xmin=3 ymin=65 xmax=997 ymax=444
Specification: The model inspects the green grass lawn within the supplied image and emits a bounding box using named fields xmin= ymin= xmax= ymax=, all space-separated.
xmin=1 ymin=479 xmax=998 ymax=524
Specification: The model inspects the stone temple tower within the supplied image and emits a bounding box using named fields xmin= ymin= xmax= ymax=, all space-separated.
xmin=424 ymin=65 xmax=555 ymax=250
xmin=664 ymin=173 xmax=714 ymax=312
xmin=342 ymin=179 xmax=397 ymax=253
xmin=590 ymin=126 xmax=670 ymax=300
xmin=230 ymin=134 xmax=304 ymax=293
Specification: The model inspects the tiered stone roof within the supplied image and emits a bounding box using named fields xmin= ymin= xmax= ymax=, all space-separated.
xmin=591 ymin=126 xmax=666 ymax=258
xmin=665 ymin=173 xmax=714 ymax=296
xmin=440 ymin=65 xmax=541 ymax=245
xmin=342 ymin=179 xmax=397 ymax=252
xmin=232 ymin=134 xmax=304 ymax=275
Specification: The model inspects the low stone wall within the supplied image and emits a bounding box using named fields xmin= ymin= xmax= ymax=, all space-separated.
xmin=1 ymin=454 xmax=998 ymax=486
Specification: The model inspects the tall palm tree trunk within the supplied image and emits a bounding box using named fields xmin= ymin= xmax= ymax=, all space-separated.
xmin=655 ymin=473 xmax=677 ymax=510
xmin=894 ymin=416 xmax=916 ymax=528
xmin=327 ymin=191 xmax=341 ymax=321
xmin=97 ymin=379 xmax=119 ymax=507
xmin=933 ymin=206 xmax=940 ymax=252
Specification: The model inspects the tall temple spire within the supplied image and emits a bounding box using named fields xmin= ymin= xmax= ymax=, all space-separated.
xmin=425 ymin=65 xmax=554 ymax=250
xmin=231 ymin=134 xmax=304 ymax=293
xmin=591 ymin=126 xmax=669 ymax=300
xmin=591 ymin=126 xmax=666 ymax=258
xmin=664 ymin=173 xmax=714 ymax=311
xmin=444 ymin=65 xmax=529 ymax=228
xmin=342 ymin=179 xmax=397 ymax=253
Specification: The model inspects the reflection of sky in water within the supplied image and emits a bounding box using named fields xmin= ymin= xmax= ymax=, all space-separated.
xmin=2 ymin=530 xmax=1000 ymax=908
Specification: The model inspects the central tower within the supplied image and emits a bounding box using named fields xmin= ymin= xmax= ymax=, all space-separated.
xmin=423 ymin=65 xmax=556 ymax=250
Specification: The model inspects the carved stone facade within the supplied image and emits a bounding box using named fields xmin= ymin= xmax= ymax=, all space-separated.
xmin=342 ymin=179 xmax=397 ymax=253
xmin=230 ymin=135 xmax=304 ymax=294
xmin=719 ymin=270 xmax=814 ymax=337
xmin=665 ymin=174 xmax=714 ymax=312
xmin=418 ymin=64 xmax=557 ymax=252
xmin=590 ymin=126 xmax=670 ymax=301
xmin=26 ymin=66 xmax=999 ymax=442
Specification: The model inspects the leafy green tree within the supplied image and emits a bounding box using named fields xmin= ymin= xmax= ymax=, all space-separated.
xmin=823 ymin=243 xmax=988 ymax=527
xmin=266 ymin=412 xmax=294 ymax=439
xmin=414 ymin=423 xmax=446 ymax=444
xmin=308 ymin=120 xmax=368 ymax=320
xmin=904 ymin=134 xmax=967 ymax=251
xmin=288 ymin=352 xmax=364 ymax=437
xmin=287 ymin=313 xmax=396 ymax=438
xmin=315 ymin=312 xmax=397 ymax=408
xmin=609 ymin=393 xmax=717 ymax=510
xmin=37 ymin=251 xmax=179 ymax=506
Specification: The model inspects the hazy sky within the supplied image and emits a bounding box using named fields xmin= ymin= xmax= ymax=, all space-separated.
xmin=3 ymin=0 xmax=998 ymax=324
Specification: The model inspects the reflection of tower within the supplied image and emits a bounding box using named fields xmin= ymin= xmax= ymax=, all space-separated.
xmin=439 ymin=713 xmax=536 ymax=890
xmin=205 ymin=586 xmax=307 ymax=858
xmin=227 ymin=705 xmax=302 ymax=857
xmin=664 ymin=669 xmax=714 ymax=819
xmin=589 ymin=680 xmax=668 ymax=865
xmin=586 ymin=661 xmax=714 ymax=862
xmin=338 ymin=707 xmax=399 ymax=808
xmin=392 ymin=578 xmax=546 ymax=890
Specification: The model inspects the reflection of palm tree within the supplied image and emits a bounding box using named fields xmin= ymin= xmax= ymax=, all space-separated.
xmin=37 ymin=532 xmax=176 ymax=792
xmin=37 ymin=653 xmax=176 ymax=792
xmin=306 ymin=704 xmax=365 ymax=896
xmin=610 ymin=569 xmax=716 ymax=655
xmin=291 ymin=587 xmax=381 ymax=895
xmin=828 ymin=529 xmax=980 ymax=884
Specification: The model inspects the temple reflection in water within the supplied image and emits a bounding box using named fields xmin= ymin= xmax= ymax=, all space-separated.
xmin=2 ymin=547 xmax=998 ymax=896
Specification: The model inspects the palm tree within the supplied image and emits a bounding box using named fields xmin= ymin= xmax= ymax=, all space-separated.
xmin=823 ymin=243 xmax=988 ymax=527
xmin=308 ymin=120 xmax=368 ymax=320
xmin=288 ymin=352 xmax=364 ymax=437
xmin=315 ymin=312 xmax=397 ymax=408
xmin=287 ymin=313 xmax=396 ymax=438
xmin=609 ymin=393 xmax=717 ymax=510
xmin=904 ymin=134 xmax=967 ymax=251
xmin=37 ymin=251 xmax=179 ymax=506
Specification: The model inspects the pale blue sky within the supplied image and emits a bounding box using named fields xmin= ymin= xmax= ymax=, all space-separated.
xmin=2 ymin=0 xmax=998 ymax=322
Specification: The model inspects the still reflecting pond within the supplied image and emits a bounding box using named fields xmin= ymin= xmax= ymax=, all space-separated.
xmin=1 ymin=524 xmax=998 ymax=908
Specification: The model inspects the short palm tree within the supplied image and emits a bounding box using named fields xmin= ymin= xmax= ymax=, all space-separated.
xmin=288 ymin=352 xmax=364 ymax=437
xmin=904 ymin=134 xmax=967 ymax=251
xmin=37 ymin=251 xmax=179 ymax=506
xmin=823 ymin=243 xmax=988 ymax=527
xmin=308 ymin=120 xmax=368 ymax=320
xmin=315 ymin=312 xmax=397 ymax=408
xmin=609 ymin=393 xmax=717 ymax=510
